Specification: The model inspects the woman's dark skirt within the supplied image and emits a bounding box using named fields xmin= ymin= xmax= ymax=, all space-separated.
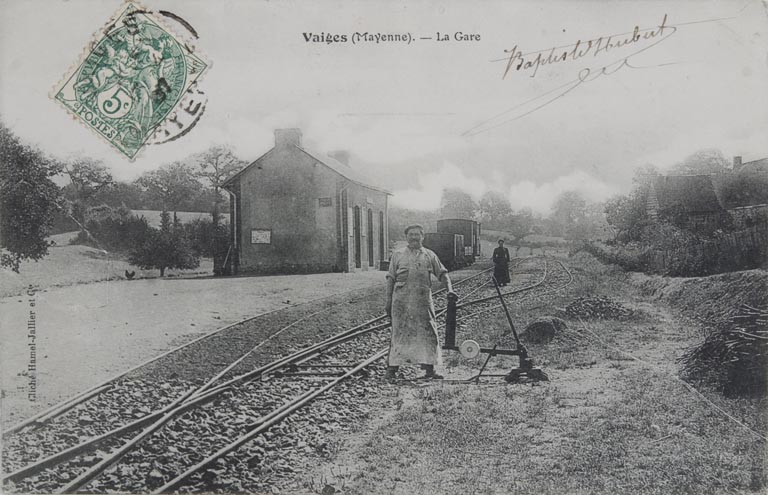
xmin=493 ymin=262 xmax=510 ymax=285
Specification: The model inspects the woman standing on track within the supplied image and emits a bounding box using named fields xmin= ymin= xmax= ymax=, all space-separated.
xmin=492 ymin=239 xmax=511 ymax=286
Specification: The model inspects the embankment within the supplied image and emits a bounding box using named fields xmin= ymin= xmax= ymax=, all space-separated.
xmin=631 ymin=268 xmax=768 ymax=324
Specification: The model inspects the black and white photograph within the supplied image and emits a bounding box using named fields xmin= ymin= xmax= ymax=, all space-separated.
xmin=1 ymin=1 xmax=767 ymax=493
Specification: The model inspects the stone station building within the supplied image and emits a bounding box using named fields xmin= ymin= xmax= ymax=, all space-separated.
xmin=223 ymin=129 xmax=390 ymax=274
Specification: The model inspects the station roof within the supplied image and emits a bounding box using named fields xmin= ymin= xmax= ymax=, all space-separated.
xmin=223 ymin=144 xmax=391 ymax=195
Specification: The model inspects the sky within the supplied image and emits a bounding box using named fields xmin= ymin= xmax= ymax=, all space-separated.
xmin=1 ymin=0 xmax=767 ymax=214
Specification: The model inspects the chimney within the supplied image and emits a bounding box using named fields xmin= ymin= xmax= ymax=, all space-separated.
xmin=733 ymin=156 xmax=742 ymax=171
xmin=328 ymin=150 xmax=350 ymax=166
xmin=274 ymin=128 xmax=302 ymax=148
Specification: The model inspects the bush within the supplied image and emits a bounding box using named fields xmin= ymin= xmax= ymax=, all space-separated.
xmin=678 ymin=305 xmax=768 ymax=397
xmin=581 ymin=221 xmax=768 ymax=277
xmin=571 ymin=241 xmax=645 ymax=272
xmin=128 ymin=211 xmax=199 ymax=276
xmin=183 ymin=217 xmax=230 ymax=257
xmin=71 ymin=204 xmax=151 ymax=253
xmin=50 ymin=210 xmax=80 ymax=235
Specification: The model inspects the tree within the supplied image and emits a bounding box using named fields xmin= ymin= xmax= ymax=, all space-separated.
xmin=479 ymin=191 xmax=513 ymax=228
xmin=718 ymin=171 xmax=768 ymax=209
xmin=135 ymin=162 xmax=202 ymax=219
xmin=603 ymin=166 xmax=659 ymax=242
xmin=550 ymin=191 xmax=586 ymax=237
xmin=550 ymin=191 xmax=608 ymax=240
xmin=669 ymin=149 xmax=728 ymax=175
xmin=604 ymin=194 xmax=648 ymax=242
xmin=387 ymin=206 xmax=439 ymax=245
xmin=62 ymin=157 xmax=115 ymax=223
xmin=92 ymin=181 xmax=145 ymax=209
xmin=509 ymin=208 xmax=534 ymax=240
xmin=128 ymin=210 xmax=200 ymax=276
xmin=71 ymin=205 xmax=152 ymax=252
xmin=632 ymin=164 xmax=660 ymax=187
xmin=440 ymin=188 xmax=478 ymax=219
xmin=189 ymin=146 xmax=244 ymax=225
xmin=0 ymin=122 xmax=63 ymax=272
xmin=571 ymin=200 xmax=610 ymax=241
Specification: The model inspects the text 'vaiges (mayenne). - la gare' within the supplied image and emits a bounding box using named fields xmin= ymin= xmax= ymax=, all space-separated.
xmin=302 ymin=31 xmax=481 ymax=45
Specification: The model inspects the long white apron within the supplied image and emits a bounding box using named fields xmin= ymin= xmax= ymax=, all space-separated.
xmin=388 ymin=253 xmax=441 ymax=367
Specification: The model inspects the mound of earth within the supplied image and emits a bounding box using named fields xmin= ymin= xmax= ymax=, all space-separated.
xmin=521 ymin=317 xmax=567 ymax=344
xmin=678 ymin=304 xmax=768 ymax=396
xmin=565 ymin=296 xmax=633 ymax=320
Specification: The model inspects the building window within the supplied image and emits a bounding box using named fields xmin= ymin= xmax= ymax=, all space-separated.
xmin=318 ymin=197 xmax=332 ymax=207
xmin=251 ymin=229 xmax=271 ymax=244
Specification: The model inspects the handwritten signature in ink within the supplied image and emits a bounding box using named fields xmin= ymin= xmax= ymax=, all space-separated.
xmin=462 ymin=15 xmax=677 ymax=137
xmin=502 ymin=14 xmax=672 ymax=79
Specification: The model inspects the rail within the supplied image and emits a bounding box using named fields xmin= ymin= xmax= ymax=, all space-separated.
xmin=3 ymin=257 xmax=570 ymax=492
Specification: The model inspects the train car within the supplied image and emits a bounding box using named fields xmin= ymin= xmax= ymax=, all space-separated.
xmin=423 ymin=233 xmax=465 ymax=271
xmin=436 ymin=218 xmax=481 ymax=264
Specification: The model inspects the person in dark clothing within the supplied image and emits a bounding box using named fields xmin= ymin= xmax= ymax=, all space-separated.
xmin=492 ymin=239 xmax=511 ymax=286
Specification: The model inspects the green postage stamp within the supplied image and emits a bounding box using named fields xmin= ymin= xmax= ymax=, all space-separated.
xmin=53 ymin=2 xmax=208 ymax=160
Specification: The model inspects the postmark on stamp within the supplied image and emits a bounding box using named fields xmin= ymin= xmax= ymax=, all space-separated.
xmin=53 ymin=2 xmax=209 ymax=160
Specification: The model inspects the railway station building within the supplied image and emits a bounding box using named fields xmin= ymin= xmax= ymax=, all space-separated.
xmin=222 ymin=129 xmax=390 ymax=274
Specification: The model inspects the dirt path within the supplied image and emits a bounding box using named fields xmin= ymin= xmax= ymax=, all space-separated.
xmin=0 ymin=270 xmax=386 ymax=428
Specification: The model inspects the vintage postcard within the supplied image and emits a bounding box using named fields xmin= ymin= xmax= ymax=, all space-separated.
xmin=1 ymin=1 xmax=767 ymax=494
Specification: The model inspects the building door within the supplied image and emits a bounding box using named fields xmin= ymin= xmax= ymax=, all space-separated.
xmin=367 ymin=209 xmax=374 ymax=266
xmin=339 ymin=189 xmax=348 ymax=271
xmin=353 ymin=206 xmax=361 ymax=268
xmin=379 ymin=211 xmax=385 ymax=263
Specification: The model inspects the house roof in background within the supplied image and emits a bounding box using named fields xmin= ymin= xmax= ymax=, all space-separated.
xmin=653 ymin=175 xmax=725 ymax=214
xmin=740 ymin=158 xmax=768 ymax=174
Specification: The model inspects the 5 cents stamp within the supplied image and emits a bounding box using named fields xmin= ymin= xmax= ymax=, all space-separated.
xmin=53 ymin=2 xmax=209 ymax=160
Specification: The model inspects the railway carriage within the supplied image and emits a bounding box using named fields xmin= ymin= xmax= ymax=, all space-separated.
xmin=436 ymin=218 xmax=481 ymax=265
xmin=423 ymin=233 xmax=465 ymax=271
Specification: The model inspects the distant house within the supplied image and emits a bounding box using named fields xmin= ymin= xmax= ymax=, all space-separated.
xmin=732 ymin=156 xmax=768 ymax=174
xmin=222 ymin=129 xmax=390 ymax=275
xmin=647 ymin=175 xmax=731 ymax=232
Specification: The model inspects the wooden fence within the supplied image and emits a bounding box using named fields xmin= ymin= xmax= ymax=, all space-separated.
xmin=643 ymin=223 xmax=768 ymax=276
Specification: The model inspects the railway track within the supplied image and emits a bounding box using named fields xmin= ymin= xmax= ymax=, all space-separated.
xmin=2 ymin=257 xmax=571 ymax=493
xmin=1 ymin=266 xmax=490 ymax=488
xmin=1 ymin=287 xmax=386 ymax=438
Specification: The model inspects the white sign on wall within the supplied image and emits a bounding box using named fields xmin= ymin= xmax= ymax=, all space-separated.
xmin=251 ymin=229 xmax=271 ymax=244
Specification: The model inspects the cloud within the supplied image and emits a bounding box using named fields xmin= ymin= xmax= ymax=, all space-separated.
xmin=507 ymin=171 xmax=618 ymax=214
xmin=390 ymin=162 xmax=487 ymax=210
xmin=390 ymin=165 xmax=618 ymax=215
